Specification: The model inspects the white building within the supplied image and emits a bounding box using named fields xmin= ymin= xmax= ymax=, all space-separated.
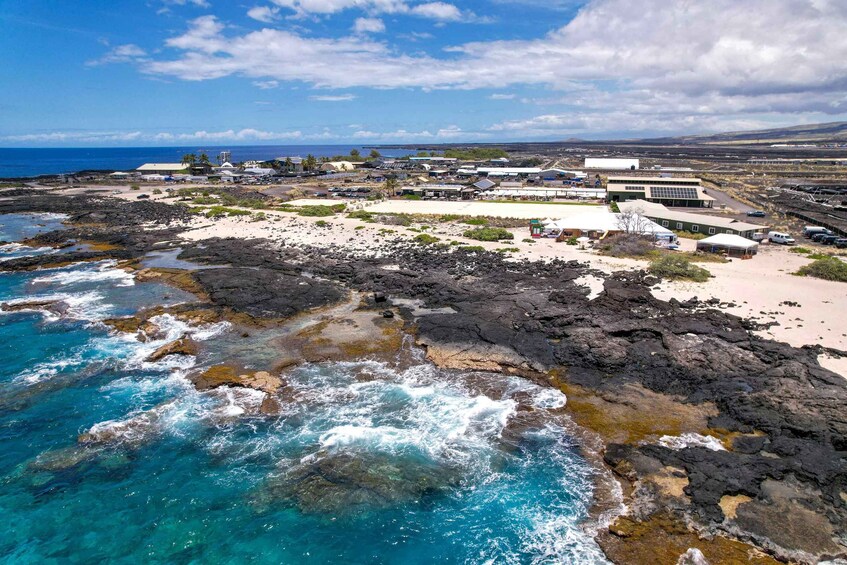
xmin=584 ymin=158 xmax=640 ymax=170
xmin=136 ymin=163 xmax=188 ymax=174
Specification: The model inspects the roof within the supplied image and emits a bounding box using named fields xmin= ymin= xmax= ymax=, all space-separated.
xmin=136 ymin=163 xmax=187 ymax=172
xmin=618 ymin=200 xmax=768 ymax=232
xmin=543 ymin=210 xmax=672 ymax=236
xmin=473 ymin=178 xmax=496 ymax=190
xmin=608 ymin=176 xmax=701 ymax=183
xmin=584 ymin=158 xmax=639 ymax=169
xmin=697 ymin=233 xmax=759 ymax=249
xmin=477 ymin=167 xmax=542 ymax=174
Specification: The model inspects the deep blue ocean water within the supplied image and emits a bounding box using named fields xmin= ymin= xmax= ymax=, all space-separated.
xmin=0 ymin=146 xmax=412 ymax=178
xmin=0 ymin=213 xmax=611 ymax=564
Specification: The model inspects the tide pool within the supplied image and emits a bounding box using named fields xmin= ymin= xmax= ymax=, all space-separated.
xmin=0 ymin=215 xmax=611 ymax=564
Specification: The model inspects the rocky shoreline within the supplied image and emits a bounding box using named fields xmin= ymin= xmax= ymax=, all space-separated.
xmin=3 ymin=191 xmax=846 ymax=563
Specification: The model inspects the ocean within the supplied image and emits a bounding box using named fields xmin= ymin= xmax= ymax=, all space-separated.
xmin=0 ymin=146 xmax=413 ymax=179
xmin=0 ymin=213 xmax=610 ymax=564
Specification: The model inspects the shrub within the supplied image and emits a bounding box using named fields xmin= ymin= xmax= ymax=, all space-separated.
xmin=566 ymin=236 xmax=578 ymax=246
xmin=297 ymin=205 xmax=338 ymax=217
xmin=348 ymin=210 xmax=375 ymax=222
xmin=674 ymin=230 xmax=707 ymax=240
xmin=464 ymin=218 xmax=488 ymax=226
xmin=522 ymin=238 xmax=535 ymax=243
xmin=251 ymin=212 xmax=267 ymax=222
xmin=355 ymin=225 xmax=365 ymax=230
xmin=205 ymin=206 xmax=251 ymax=218
xmin=463 ymin=227 xmax=514 ymax=241
xmin=403 ymin=194 xmax=421 ymax=200
xmin=193 ymin=196 xmax=218 ymax=205
xmin=439 ymin=214 xmax=461 ymax=222
xmin=598 ymin=234 xmax=655 ymax=257
xmin=496 ymin=247 xmax=520 ymax=253
xmin=152 ymin=188 xmax=163 ymax=195
xmin=460 ymin=245 xmax=486 ymax=253
xmin=789 ymin=247 xmax=812 ymax=254
xmin=414 ymin=233 xmax=439 ymax=245
xmin=315 ymin=220 xmax=329 ymax=227
xmin=795 ymin=256 xmax=847 ymax=282
xmin=130 ymin=184 xmax=140 ymax=191
xmin=609 ymin=201 xmax=620 ymax=213
xmin=649 ymin=254 xmax=711 ymax=282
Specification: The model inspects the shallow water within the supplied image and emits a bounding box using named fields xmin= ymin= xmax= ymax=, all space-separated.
xmin=0 ymin=214 xmax=610 ymax=564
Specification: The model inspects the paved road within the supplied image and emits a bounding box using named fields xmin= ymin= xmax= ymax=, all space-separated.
xmin=702 ymin=185 xmax=756 ymax=213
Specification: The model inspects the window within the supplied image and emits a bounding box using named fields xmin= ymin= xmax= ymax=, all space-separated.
xmin=691 ymin=225 xmax=699 ymax=232
xmin=676 ymin=222 xmax=683 ymax=230
xmin=726 ymin=230 xmax=734 ymax=234
xmin=708 ymin=227 xmax=716 ymax=234
xmin=661 ymin=220 xmax=669 ymax=227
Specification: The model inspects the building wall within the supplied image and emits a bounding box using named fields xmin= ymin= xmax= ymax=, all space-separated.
xmin=645 ymin=215 xmax=760 ymax=238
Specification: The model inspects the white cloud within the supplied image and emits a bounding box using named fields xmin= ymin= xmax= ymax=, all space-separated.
xmin=86 ymin=44 xmax=147 ymax=66
xmin=253 ymin=80 xmax=280 ymax=89
xmin=410 ymin=2 xmax=461 ymax=20
xmin=127 ymin=0 xmax=847 ymax=137
xmin=164 ymin=0 xmax=210 ymax=7
xmin=353 ymin=17 xmax=385 ymax=33
xmin=247 ymin=6 xmax=281 ymax=22
xmin=309 ymin=93 xmax=357 ymax=101
xmin=488 ymin=93 xmax=515 ymax=100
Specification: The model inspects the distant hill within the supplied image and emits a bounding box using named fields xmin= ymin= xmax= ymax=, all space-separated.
xmin=648 ymin=121 xmax=847 ymax=145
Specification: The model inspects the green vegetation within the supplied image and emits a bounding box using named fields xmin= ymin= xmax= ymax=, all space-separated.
xmin=789 ymin=247 xmax=812 ymax=254
xmin=460 ymin=245 xmax=486 ymax=253
xmin=674 ymin=230 xmax=708 ymax=240
xmin=464 ymin=218 xmax=488 ymax=226
xmin=402 ymin=194 xmax=422 ymax=200
xmin=807 ymin=252 xmax=831 ymax=260
xmin=203 ymin=206 xmax=251 ymax=218
xmin=442 ymin=148 xmax=508 ymax=160
xmin=130 ymin=184 xmax=140 ymax=191
xmin=296 ymin=204 xmax=346 ymax=217
xmin=566 ymin=236 xmax=578 ymax=245
xmin=648 ymin=255 xmax=711 ymax=282
xmin=192 ymin=196 xmax=218 ymax=205
xmin=496 ymin=247 xmax=520 ymax=253
xmin=355 ymin=225 xmax=365 ymax=230
xmin=152 ymin=188 xmax=162 ymax=195
xmin=315 ymin=220 xmax=329 ymax=227
xmin=795 ymin=256 xmax=847 ymax=282
xmin=413 ymin=233 xmax=440 ymax=245
xmin=463 ymin=227 xmax=514 ymax=241
xmin=347 ymin=210 xmax=375 ymax=222
xmin=251 ymin=212 xmax=267 ymax=222
xmin=609 ymin=201 xmax=620 ymax=213
xmin=522 ymin=238 xmax=535 ymax=243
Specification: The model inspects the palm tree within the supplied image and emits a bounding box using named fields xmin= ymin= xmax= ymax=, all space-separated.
xmin=284 ymin=157 xmax=293 ymax=172
xmin=304 ymin=154 xmax=317 ymax=171
xmin=199 ymin=152 xmax=210 ymax=164
xmin=181 ymin=153 xmax=196 ymax=165
xmin=381 ymin=177 xmax=398 ymax=199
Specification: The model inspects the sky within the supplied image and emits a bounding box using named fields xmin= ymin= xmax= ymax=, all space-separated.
xmin=2 ymin=0 xmax=847 ymax=146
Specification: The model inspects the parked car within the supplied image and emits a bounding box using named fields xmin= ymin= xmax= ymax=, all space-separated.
xmin=136 ymin=194 xmax=150 ymax=200
xmin=768 ymin=231 xmax=795 ymax=245
xmin=804 ymin=226 xmax=832 ymax=238
xmin=746 ymin=210 xmax=766 ymax=217
xmin=812 ymin=232 xmax=830 ymax=242
xmin=820 ymin=235 xmax=839 ymax=245
xmin=835 ymin=238 xmax=847 ymax=249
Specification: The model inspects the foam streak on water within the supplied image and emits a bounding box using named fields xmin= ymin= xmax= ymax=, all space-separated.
xmin=0 ymin=226 xmax=610 ymax=564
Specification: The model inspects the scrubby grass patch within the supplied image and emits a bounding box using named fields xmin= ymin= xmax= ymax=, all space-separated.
xmin=296 ymin=204 xmax=345 ymax=217
xmin=795 ymin=256 xmax=847 ymax=282
xmin=348 ymin=210 xmax=375 ymax=222
xmin=790 ymin=247 xmax=812 ymax=254
xmin=463 ymin=227 xmax=514 ymax=241
xmin=414 ymin=233 xmax=440 ymax=245
xmin=649 ymin=255 xmax=711 ymax=282
xmin=464 ymin=218 xmax=488 ymax=226
xmin=315 ymin=220 xmax=329 ymax=227
xmin=674 ymin=230 xmax=708 ymax=240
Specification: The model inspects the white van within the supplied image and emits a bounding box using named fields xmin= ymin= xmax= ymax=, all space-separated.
xmin=768 ymin=231 xmax=795 ymax=245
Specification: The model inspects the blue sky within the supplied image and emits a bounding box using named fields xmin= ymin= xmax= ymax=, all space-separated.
xmin=2 ymin=0 xmax=847 ymax=146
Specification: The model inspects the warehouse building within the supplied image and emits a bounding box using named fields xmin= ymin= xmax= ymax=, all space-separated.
xmin=618 ymin=200 xmax=768 ymax=239
xmin=584 ymin=158 xmax=639 ymax=170
xmin=606 ymin=176 xmax=715 ymax=208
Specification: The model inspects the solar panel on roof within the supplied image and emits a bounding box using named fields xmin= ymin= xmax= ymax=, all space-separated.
xmin=649 ymin=186 xmax=699 ymax=200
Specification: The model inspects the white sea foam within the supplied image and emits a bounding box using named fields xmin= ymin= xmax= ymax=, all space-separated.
xmin=32 ymin=260 xmax=135 ymax=287
xmin=658 ymin=432 xmax=726 ymax=451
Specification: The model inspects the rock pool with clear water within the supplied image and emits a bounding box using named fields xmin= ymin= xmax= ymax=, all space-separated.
xmin=0 ymin=213 xmax=611 ymax=564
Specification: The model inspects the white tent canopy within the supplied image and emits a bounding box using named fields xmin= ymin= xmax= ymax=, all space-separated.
xmin=696 ymin=233 xmax=759 ymax=250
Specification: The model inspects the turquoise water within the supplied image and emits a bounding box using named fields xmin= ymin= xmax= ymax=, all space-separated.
xmin=0 ymin=214 xmax=610 ymax=564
